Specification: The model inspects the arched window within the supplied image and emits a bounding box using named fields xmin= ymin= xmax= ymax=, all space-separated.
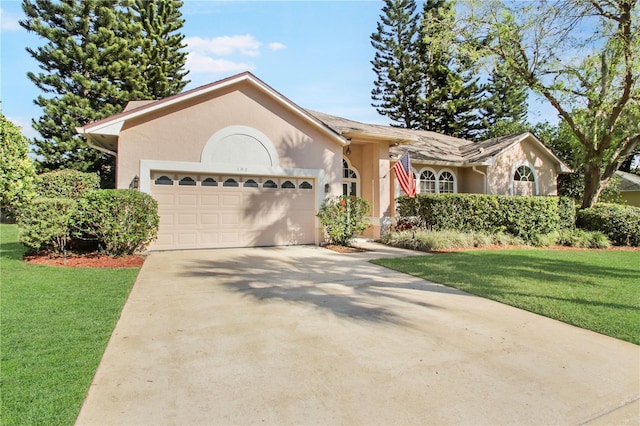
xmin=342 ymin=158 xmax=359 ymax=196
xmin=512 ymin=164 xmax=537 ymax=195
xmin=514 ymin=165 xmax=534 ymax=181
xmin=282 ymin=180 xmax=295 ymax=189
xmin=223 ymin=178 xmax=239 ymax=187
xmin=438 ymin=170 xmax=456 ymax=193
xmin=202 ymin=177 xmax=218 ymax=187
xmin=179 ymin=176 xmax=196 ymax=186
xmin=299 ymin=181 xmax=313 ymax=189
xmin=419 ymin=169 xmax=437 ymax=194
xmin=154 ymin=175 xmax=173 ymax=186
xmin=243 ymin=179 xmax=259 ymax=188
xmin=263 ymin=179 xmax=278 ymax=189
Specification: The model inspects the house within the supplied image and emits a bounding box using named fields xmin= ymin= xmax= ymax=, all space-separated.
xmin=77 ymin=72 xmax=571 ymax=251
xmin=615 ymin=171 xmax=640 ymax=206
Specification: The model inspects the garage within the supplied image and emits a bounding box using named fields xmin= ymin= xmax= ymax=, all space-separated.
xmin=150 ymin=172 xmax=316 ymax=250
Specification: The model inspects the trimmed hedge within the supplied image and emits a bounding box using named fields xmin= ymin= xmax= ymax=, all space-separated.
xmin=75 ymin=190 xmax=159 ymax=256
xmin=396 ymin=194 xmax=575 ymax=243
xmin=576 ymin=203 xmax=640 ymax=246
xmin=36 ymin=170 xmax=100 ymax=199
xmin=17 ymin=197 xmax=77 ymax=254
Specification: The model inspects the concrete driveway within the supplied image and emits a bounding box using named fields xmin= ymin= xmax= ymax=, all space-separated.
xmin=76 ymin=242 xmax=639 ymax=425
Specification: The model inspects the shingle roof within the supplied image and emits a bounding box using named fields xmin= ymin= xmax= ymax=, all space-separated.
xmin=616 ymin=171 xmax=640 ymax=192
xmin=307 ymin=110 xmax=570 ymax=170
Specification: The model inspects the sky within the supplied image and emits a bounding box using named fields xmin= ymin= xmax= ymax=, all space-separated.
xmin=0 ymin=0 xmax=558 ymax=141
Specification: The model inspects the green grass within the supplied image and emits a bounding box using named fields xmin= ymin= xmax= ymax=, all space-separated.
xmin=0 ymin=224 xmax=139 ymax=425
xmin=372 ymin=249 xmax=640 ymax=345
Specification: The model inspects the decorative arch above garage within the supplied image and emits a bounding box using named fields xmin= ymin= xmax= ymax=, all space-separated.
xmin=201 ymin=125 xmax=280 ymax=168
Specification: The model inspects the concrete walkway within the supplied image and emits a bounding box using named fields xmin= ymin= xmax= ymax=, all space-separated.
xmin=76 ymin=242 xmax=639 ymax=425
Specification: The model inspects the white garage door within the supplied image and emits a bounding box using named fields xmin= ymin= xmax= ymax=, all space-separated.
xmin=150 ymin=172 xmax=316 ymax=250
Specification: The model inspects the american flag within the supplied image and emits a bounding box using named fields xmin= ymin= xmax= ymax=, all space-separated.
xmin=393 ymin=152 xmax=416 ymax=198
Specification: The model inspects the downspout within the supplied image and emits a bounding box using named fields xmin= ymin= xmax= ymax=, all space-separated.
xmin=472 ymin=165 xmax=487 ymax=194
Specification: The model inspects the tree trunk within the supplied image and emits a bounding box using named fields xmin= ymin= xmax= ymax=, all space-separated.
xmin=581 ymin=163 xmax=609 ymax=208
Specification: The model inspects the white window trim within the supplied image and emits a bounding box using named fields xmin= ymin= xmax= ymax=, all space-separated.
xmin=509 ymin=161 xmax=539 ymax=195
xmin=418 ymin=167 xmax=438 ymax=194
xmin=342 ymin=157 xmax=360 ymax=197
xmin=437 ymin=168 xmax=457 ymax=194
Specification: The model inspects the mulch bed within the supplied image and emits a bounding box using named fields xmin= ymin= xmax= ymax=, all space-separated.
xmin=24 ymin=251 xmax=145 ymax=268
xmin=323 ymin=244 xmax=369 ymax=253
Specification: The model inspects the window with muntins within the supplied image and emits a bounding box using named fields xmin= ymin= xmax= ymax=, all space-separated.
xmin=420 ymin=170 xmax=436 ymax=193
xmin=342 ymin=158 xmax=359 ymax=196
xmin=514 ymin=165 xmax=535 ymax=182
xmin=438 ymin=171 xmax=455 ymax=193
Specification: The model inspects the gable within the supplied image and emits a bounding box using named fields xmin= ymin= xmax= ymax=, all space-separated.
xmin=77 ymin=72 xmax=347 ymax=155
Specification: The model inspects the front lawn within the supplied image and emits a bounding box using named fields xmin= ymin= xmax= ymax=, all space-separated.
xmin=0 ymin=224 xmax=139 ymax=425
xmin=372 ymin=249 xmax=640 ymax=345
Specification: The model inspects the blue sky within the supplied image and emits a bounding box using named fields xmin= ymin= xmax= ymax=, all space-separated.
xmin=1 ymin=0 xmax=557 ymax=140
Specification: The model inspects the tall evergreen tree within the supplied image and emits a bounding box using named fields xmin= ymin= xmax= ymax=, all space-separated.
xmin=416 ymin=0 xmax=484 ymax=139
xmin=479 ymin=59 xmax=529 ymax=139
xmin=131 ymin=0 xmax=190 ymax=99
xmin=20 ymin=0 xmax=189 ymax=186
xmin=370 ymin=0 xmax=422 ymax=128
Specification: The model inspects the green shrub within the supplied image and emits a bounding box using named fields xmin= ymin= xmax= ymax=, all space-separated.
xmin=317 ymin=195 xmax=370 ymax=246
xmin=36 ymin=170 xmax=100 ymax=199
xmin=576 ymin=203 xmax=640 ymax=246
xmin=75 ymin=190 xmax=159 ymax=256
xmin=397 ymin=194 xmax=575 ymax=243
xmin=381 ymin=230 xmax=523 ymax=252
xmin=17 ymin=197 xmax=77 ymax=253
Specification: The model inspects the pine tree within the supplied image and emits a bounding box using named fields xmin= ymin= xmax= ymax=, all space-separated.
xmin=416 ymin=0 xmax=484 ymax=139
xmin=370 ymin=0 xmax=422 ymax=128
xmin=479 ymin=59 xmax=529 ymax=139
xmin=131 ymin=0 xmax=190 ymax=99
xmin=20 ymin=0 xmax=190 ymax=186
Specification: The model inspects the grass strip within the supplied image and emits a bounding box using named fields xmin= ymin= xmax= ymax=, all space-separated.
xmin=1 ymin=224 xmax=139 ymax=425
xmin=372 ymin=249 xmax=640 ymax=345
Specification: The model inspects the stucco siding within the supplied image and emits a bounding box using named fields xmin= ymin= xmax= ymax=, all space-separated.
xmin=116 ymin=81 xmax=341 ymax=191
xmin=488 ymin=138 xmax=559 ymax=196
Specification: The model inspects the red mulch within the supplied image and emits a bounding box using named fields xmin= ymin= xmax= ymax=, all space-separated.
xmin=24 ymin=251 xmax=145 ymax=268
xmin=323 ymin=244 xmax=369 ymax=253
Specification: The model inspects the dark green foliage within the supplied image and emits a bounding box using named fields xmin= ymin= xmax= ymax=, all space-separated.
xmin=478 ymin=60 xmax=529 ymax=140
xmin=17 ymin=197 xmax=77 ymax=253
xmin=370 ymin=0 xmax=484 ymax=138
xmin=576 ymin=203 xmax=640 ymax=246
xmin=20 ymin=0 xmax=189 ymax=187
xmin=416 ymin=0 xmax=484 ymax=139
xmin=131 ymin=0 xmax=190 ymax=99
xmin=0 ymin=113 xmax=37 ymax=218
xmin=370 ymin=0 xmax=422 ymax=128
xmin=35 ymin=170 xmax=100 ymax=199
xmin=396 ymin=193 xmax=575 ymax=242
xmin=75 ymin=190 xmax=159 ymax=256
xmin=317 ymin=195 xmax=371 ymax=246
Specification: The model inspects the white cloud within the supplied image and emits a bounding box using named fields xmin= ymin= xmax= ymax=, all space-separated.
xmin=6 ymin=116 xmax=38 ymax=139
xmin=0 ymin=8 xmax=21 ymax=32
xmin=186 ymin=35 xmax=262 ymax=57
xmin=186 ymin=52 xmax=255 ymax=74
xmin=268 ymin=42 xmax=287 ymax=51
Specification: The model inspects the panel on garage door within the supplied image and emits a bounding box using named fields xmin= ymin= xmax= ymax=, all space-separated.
xmin=150 ymin=173 xmax=316 ymax=250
